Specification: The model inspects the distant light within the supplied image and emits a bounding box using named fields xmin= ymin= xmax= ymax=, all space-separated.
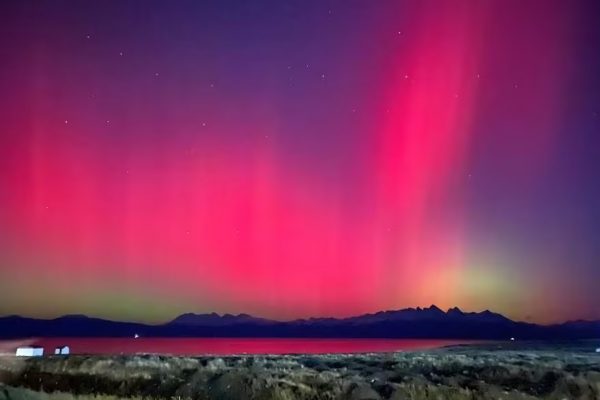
xmin=134 ymin=334 xmax=139 ymax=339
xmin=510 ymin=337 xmax=515 ymax=341
xmin=596 ymin=348 xmax=600 ymax=353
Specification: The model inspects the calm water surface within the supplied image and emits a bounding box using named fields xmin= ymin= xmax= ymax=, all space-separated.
xmin=21 ymin=338 xmax=474 ymax=355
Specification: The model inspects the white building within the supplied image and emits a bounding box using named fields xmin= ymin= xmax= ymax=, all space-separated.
xmin=15 ymin=346 xmax=44 ymax=357
xmin=54 ymin=345 xmax=70 ymax=355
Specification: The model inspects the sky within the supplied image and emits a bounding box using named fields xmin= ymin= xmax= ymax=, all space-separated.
xmin=0 ymin=0 xmax=599 ymax=324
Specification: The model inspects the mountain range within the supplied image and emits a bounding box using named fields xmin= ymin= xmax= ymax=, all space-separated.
xmin=1 ymin=306 xmax=598 ymax=340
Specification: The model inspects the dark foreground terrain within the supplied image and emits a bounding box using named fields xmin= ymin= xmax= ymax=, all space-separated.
xmin=0 ymin=342 xmax=599 ymax=400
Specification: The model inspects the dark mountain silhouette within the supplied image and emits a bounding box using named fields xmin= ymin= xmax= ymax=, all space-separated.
xmin=0 ymin=306 xmax=598 ymax=340
xmin=169 ymin=313 xmax=271 ymax=326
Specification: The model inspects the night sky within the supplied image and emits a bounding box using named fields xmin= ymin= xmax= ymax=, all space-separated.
xmin=1 ymin=0 xmax=599 ymax=324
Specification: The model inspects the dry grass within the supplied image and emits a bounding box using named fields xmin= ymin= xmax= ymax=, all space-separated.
xmin=0 ymin=385 xmax=143 ymax=400
xmin=0 ymin=345 xmax=599 ymax=399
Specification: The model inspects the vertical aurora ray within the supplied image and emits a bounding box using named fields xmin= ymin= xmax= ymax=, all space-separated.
xmin=372 ymin=1 xmax=485 ymax=308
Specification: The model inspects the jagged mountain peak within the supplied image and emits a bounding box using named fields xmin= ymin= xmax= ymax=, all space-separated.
xmin=2 ymin=307 xmax=598 ymax=340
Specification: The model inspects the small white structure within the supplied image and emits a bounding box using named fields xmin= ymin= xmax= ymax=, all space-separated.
xmin=54 ymin=345 xmax=70 ymax=355
xmin=595 ymin=348 xmax=600 ymax=353
xmin=134 ymin=333 xmax=140 ymax=339
xmin=15 ymin=346 xmax=44 ymax=357
xmin=510 ymin=337 xmax=515 ymax=341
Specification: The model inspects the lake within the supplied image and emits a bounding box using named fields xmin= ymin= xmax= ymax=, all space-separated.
xmin=12 ymin=338 xmax=474 ymax=355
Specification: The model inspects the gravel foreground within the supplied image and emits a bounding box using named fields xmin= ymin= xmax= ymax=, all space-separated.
xmin=0 ymin=343 xmax=599 ymax=400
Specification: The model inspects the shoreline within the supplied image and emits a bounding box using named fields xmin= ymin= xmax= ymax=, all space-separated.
xmin=1 ymin=338 xmax=479 ymax=357
xmin=2 ymin=337 xmax=598 ymax=357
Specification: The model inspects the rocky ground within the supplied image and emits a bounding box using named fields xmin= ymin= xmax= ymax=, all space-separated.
xmin=0 ymin=342 xmax=599 ymax=400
